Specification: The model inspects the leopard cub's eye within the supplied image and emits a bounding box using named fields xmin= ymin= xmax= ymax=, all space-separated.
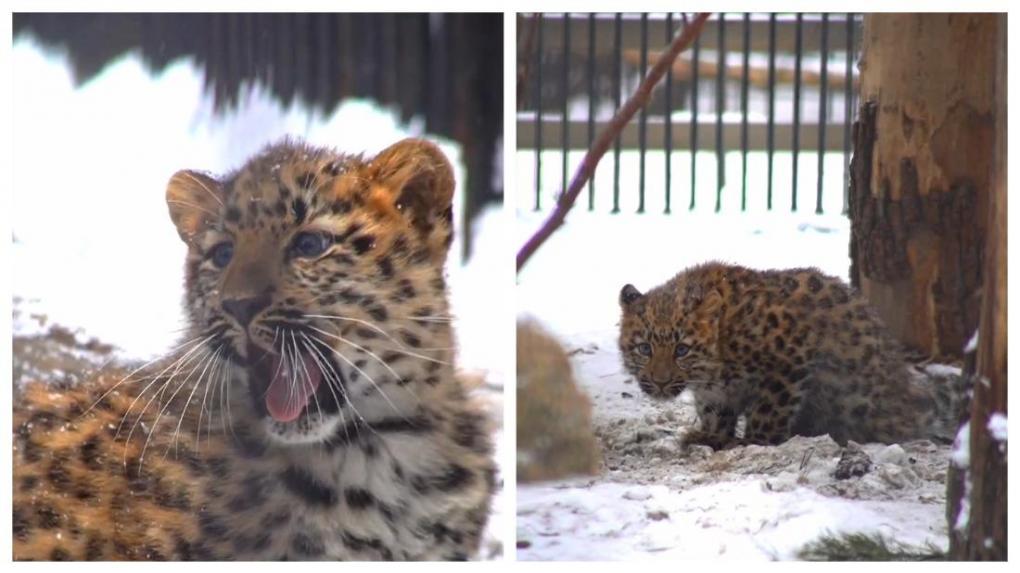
xmin=209 ymin=242 xmax=234 ymax=269
xmin=636 ymin=343 xmax=652 ymax=357
xmin=291 ymin=232 xmax=330 ymax=258
xmin=674 ymin=343 xmax=690 ymax=359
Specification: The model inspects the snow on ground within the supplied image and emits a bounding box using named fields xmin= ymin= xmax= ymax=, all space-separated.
xmin=11 ymin=38 xmax=507 ymax=559
xmin=515 ymin=149 xmax=953 ymax=560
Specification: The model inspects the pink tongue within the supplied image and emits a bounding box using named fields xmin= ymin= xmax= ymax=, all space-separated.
xmin=265 ymin=353 xmax=323 ymax=423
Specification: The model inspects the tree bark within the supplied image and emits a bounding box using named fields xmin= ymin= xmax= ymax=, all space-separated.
xmin=946 ymin=13 xmax=1007 ymax=561
xmin=849 ymin=14 xmax=998 ymax=360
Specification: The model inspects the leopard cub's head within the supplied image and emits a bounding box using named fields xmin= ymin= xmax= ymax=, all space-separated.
xmin=617 ymin=273 xmax=725 ymax=399
xmin=166 ymin=137 xmax=455 ymax=445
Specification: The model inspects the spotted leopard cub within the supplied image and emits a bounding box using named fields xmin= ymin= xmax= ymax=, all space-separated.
xmin=618 ymin=261 xmax=962 ymax=449
xmin=14 ymin=138 xmax=496 ymax=560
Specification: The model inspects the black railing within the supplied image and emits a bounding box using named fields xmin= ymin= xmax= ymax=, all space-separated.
xmin=518 ymin=12 xmax=863 ymax=215
xmin=16 ymin=12 xmax=503 ymax=260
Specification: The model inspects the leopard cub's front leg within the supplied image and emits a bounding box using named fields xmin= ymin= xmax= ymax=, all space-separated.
xmin=683 ymin=396 xmax=741 ymax=450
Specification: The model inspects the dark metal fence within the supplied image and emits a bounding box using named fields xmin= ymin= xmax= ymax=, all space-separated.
xmin=518 ymin=13 xmax=863 ymax=214
xmin=16 ymin=12 xmax=503 ymax=260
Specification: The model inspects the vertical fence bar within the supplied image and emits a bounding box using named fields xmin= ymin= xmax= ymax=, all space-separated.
xmin=714 ymin=13 xmax=726 ymax=212
xmin=689 ymin=25 xmax=700 ymax=210
xmin=816 ymin=13 xmax=829 ymax=214
xmin=842 ymin=13 xmax=855 ymax=215
xmin=562 ymin=14 xmax=570 ymax=196
xmin=740 ymin=12 xmax=750 ymax=211
xmin=638 ymin=13 xmax=648 ymax=213
xmin=766 ymin=13 xmax=776 ymax=210
xmin=664 ymin=12 xmax=674 ymax=214
xmin=612 ymin=12 xmax=622 ymax=213
xmin=791 ymin=13 xmax=803 ymax=212
xmin=534 ymin=13 xmax=543 ymax=210
xmin=587 ymin=13 xmax=596 ymax=210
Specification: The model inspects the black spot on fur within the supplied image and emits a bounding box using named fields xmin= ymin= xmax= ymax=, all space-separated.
xmin=390 ymin=235 xmax=409 ymax=256
xmin=351 ymin=235 xmax=376 ymax=255
xmin=207 ymin=456 xmax=230 ymax=479
xmin=355 ymin=327 xmax=379 ymax=339
xmin=36 ymin=504 xmax=61 ymax=529
xmin=453 ymin=413 xmax=490 ymax=454
xmin=20 ymin=474 xmax=39 ymax=492
xmin=331 ymin=199 xmax=351 ymax=214
xmin=47 ymin=459 xmax=73 ymax=492
xmin=79 ymin=435 xmax=102 ymax=470
xmin=397 ymin=279 xmax=416 ymax=300
xmin=155 ymin=486 xmax=191 ymax=511
xmin=340 ymin=532 xmax=392 ymax=559
xmin=292 ymin=532 xmax=325 ymax=557
xmin=368 ymin=305 xmax=388 ymax=322
xmin=13 ymin=508 xmax=29 ymax=539
xmin=377 ymin=257 xmax=394 ymax=279
xmin=51 ymin=547 xmax=71 ymax=561
xmin=198 ymin=509 xmax=228 ymax=539
xmin=400 ymin=331 xmax=421 ymax=348
xmin=225 ymin=206 xmax=242 ymax=223
xmin=253 ymin=533 xmax=272 ymax=552
xmin=296 ymin=171 xmax=316 ymax=190
xmin=345 ymin=487 xmax=376 ymax=509
xmin=86 ymin=537 xmax=104 ymax=560
xmin=807 ymin=275 xmax=823 ymax=293
xmin=422 ymin=464 xmax=474 ymax=493
xmin=142 ymin=544 xmax=166 ymax=560
xmin=281 ymin=467 xmax=339 ymax=507
xmin=291 ymin=198 xmax=307 ymax=225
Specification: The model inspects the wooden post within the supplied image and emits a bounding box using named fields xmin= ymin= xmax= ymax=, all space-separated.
xmin=849 ymin=14 xmax=998 ymax=360
xmin=946 ymin=13 xmax=1007 ymax=561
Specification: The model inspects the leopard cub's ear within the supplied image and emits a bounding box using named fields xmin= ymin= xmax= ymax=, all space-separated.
xmin=166 ymin=170 xmax=223 ymax=244
xmin=365 ymin=138 xmax=455 ymax=262
xmin=620 ymin=284 xmax=643 ymax=307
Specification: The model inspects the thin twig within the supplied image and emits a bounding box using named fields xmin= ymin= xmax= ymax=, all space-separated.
xmin=517 ymin=12 xmax=711 ymax=272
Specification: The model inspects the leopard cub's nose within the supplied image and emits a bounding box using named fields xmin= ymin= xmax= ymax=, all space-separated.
xmin=222 ymin=293 xmax=272 ymax=327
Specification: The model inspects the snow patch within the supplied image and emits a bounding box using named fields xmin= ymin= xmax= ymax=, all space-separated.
xmin=987 ymin=413 xmax=1007 ymax=443
xmin=922 ymin=364 xmax=963 ymax=378
xmin=954 ymin=477 xmax=972 ymax=532
xmin=964 ymin=330 xmax=979 ymax=353
xmin=951 ymin=421 xmax=971 ymax=468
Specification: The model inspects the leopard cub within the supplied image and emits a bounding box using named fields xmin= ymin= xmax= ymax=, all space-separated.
xmin=14 ymin=138 xmax=496 ymax=560
xmin=618 ymin=261 xmax=963 ymax=449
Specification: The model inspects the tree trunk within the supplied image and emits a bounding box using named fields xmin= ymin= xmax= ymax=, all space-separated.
xmin=946 ymin=13 xmax=1007 ymax=561
xmin=849 ymin=14 xmax=998 ymax=360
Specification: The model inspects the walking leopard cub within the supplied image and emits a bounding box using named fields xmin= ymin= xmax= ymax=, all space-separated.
xmin=618 ymin=261 xmax=963 ymax=449
xmin=14 ymin=138 xmax=496 ymax=560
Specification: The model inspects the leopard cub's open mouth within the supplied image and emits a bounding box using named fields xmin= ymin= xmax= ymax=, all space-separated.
xmin=243 ymin=342 xmax=331 ymax=424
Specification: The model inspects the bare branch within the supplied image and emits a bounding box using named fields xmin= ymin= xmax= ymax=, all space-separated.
xmin=517 ymin=13 xmax=712 ymax=272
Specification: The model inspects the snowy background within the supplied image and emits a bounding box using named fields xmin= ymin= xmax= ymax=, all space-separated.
xmin=515 ymin=143 xmax=955 ymax=559
xmin=10 ymin=37 xmax=509 ymax=559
